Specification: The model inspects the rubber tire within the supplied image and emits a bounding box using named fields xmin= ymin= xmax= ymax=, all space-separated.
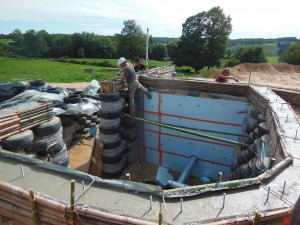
xmin=250 ymin=107 xmax=260 ymax=119
xmin=257 ymin=114 xmax=266 ymax=124
xmin=84 ymin=120 xmax=92 ymax=128
xmin=52 ymin=145 xmax=69 ymax=167
xmin=33 ymin=116 xmax=61 ymax=136
xmin=91 ymin=115 xmax=98 ymax=123
xmin=64 ymin=94 xmax=81 ymax=104
xmin=120 ymin=127 xmax=138 ymax=142
xmin=82 ymin=127 xmax=90 ymax=134
xmin=46 ymin=88 xmax=61 ymax=94
xmin=247 ymin=132 xmax=254 ymax=145
xmin=258 ymin=122 xmax=269 ymax=137
xmin=30 ymin=79 xmax=45 ymax=86
xmin=76 ymin=125 xmax=85 ymax=133
xmin=99 ymin=92 xmax=121 ymax=102
xmin=79 ymin=117 xmax=87 ymax=125
xmin=101 ymin=139 xmax=121 ymax=149
xmin=2 ymin=130 xmax=34 ymax=151
xmin=96 ymin=118 xmax=100 ymax=124
xmin=60 ymin=117 xmax=73 ymax=127
xmin=120 ymin=116 xmax=136 ymax=129
xmin=99 ymin=124 xmax=120 ymax=134
xmin=98 ymin=109 xmax=122 ymax=119
xmin=36 ymin=139 xmax=65 ymax=156
xmin=101 ymin=152 xmax=123 ymax=164
xmin=253 ymin=127 xmax=259 ymax=139
xmin=73 ymin=91 xmax=86 ymax=98
xmin=119 ymin=90 xmax=128 ymax=98
xmin=102 ymin=159 xmax=124 ymax=178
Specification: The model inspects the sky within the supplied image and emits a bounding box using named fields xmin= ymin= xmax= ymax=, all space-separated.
xmin=0 ymin=0 xmax=299 ymax=39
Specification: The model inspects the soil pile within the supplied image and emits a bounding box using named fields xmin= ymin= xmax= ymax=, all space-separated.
xmin=230 ymin=63 xmax=300 ymax=91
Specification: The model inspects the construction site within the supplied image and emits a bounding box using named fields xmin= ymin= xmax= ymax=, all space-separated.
xmin=0 ymin=64 xmax=300 ymax=225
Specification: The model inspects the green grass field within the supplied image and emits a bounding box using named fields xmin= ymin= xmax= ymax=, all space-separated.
xmin=0 ymin=57 xmax=170 ymax=82
xmin=267 ymin=56 xmax=279 ymax=63
xmin=0 ymin=39 xmax=11 ymax=45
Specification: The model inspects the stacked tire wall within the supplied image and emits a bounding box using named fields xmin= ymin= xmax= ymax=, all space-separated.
xmin=1 ymin=116 xmax=70 ymax=167
xmin=98 ymin=92 xmax=126 ymax=178
xmin=229 ymin=105 xmax=272 ymax=180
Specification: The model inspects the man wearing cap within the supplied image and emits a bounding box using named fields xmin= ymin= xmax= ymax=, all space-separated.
xmin=117 ymin=57 xmax=152 ymax=116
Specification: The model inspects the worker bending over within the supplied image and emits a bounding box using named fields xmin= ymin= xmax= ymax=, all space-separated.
xmin=117 ymin=57 xmax=152 ymax=116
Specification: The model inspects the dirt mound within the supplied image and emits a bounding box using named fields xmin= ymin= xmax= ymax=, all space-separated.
xmin=230 ymin=63 xmax=300 ymax=91
xmin=231 ymin=63 xmax=300 ymax=75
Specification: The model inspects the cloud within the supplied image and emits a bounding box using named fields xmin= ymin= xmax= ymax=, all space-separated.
xmin=0 ymin=0 xmax=299 ymax=38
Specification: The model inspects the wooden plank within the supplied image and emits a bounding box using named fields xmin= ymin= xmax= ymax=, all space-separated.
xmin=88 ymin=138 xmax=103 ymax=176
xmin=100 ymin=80 xmax=127 ymax=93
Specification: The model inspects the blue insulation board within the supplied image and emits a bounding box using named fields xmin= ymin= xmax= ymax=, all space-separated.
xmin=140 ymin=92 xmax=249 ymax=180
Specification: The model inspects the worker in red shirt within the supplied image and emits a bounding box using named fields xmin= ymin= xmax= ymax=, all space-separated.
xmin=215 ymin=68 xmax=239 ymax=83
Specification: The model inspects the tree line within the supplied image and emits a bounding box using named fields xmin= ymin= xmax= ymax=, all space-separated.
xmin=1 ymin=6 xmax=300 ymax=70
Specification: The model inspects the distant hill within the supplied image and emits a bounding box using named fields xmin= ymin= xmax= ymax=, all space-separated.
xmin=228 ymin=37 xmax=299 ymax=56
xmin=152 ymin=37 xmax=178 ymax=44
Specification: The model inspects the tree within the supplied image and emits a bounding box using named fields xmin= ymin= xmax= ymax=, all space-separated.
xmin=95 ymin=36 xmax=116 ymax=58
xmin=22 ymin=29 xmax=49 ymax=57
xmin=173 ymin=7 xmax=232 ymax=72
xmin=235 ymin=46 xmax=267 ymax=63
xmin=77 ymin=47 xmax=85 ymax=58
xmin=279 ymin=43 xmax=300 ymax=65
xmin=50 ymin=34 xmax=72 ymax=57
xmin=166 ymin=40 xmax=179 ymax=60
xmin=71 ymin=33 xmax=84 ymax=57
xmin=224 ymin=56 xmax=240 ymax=67
xmin=8 ymin=28 xmax=23 ymax=55
xmin=150 ymin=43 xmax=167 ymax=61
xmin=116 ymin=20 xmax=146 ymax=62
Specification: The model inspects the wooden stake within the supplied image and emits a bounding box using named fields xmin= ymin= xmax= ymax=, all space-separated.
xmin=254 ymin=212 xmax=261 ymax=225
xmin=158 ymin=209 xmax=163 ymax=225
xmin=29 ymin=188 xmax=40 ymax=225
xmin=70 ymin=180 xmax=75 ymax=225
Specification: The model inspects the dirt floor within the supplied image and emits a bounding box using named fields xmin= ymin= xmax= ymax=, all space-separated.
xmin=49 ymin=63 xmax=300 ymax=175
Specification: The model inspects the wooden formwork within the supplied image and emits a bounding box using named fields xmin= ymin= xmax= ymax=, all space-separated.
xmin=272 ymin=88 xmax=300 ymax=107
xmin=0 ymin=180 xmax=156 ymax=225
xmin=100 ymin=80 xmax=127 ymax=93
xmin=139 ymin=76 xmax=248 ymax=96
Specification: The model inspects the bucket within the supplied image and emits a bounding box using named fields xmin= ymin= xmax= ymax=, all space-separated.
xmin=90 ymin=126 xmax=97 ymax=137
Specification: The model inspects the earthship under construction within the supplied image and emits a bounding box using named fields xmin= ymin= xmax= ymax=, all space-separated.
xmin=0 ymin=66 xmax=299 ymax=225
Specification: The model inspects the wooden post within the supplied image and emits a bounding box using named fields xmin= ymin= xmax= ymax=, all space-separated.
xmin=254 ymin=211 xmax=261 ymax=225
xmin=158 ymin=209 xmax=163 ymax=225
xmin=70 ymin=180 xmax=75 ymax=225
xmin=29 ymin=188 xmax=40 ymax=225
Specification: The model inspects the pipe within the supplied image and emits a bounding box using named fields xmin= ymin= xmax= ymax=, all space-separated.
xmin=0 ymin=124 xmax=20 ymax=135
xmin=164 ymin=122 xmax=248 ymax=137
xmin=124 ymin=113 xmax=248 ymax=147
xmin=0 ymin=115 xmax=19 ymax=123
xmin=146 ymin=28 xmax=149 ymax=67
xmin=168 ymin=180 xmax=189 ymax=188
xmin=163 ymin=177 xmax=261 ymax=198
xmin=19 ymin=109 xmax=52 ymax=120
xmin=0 ymin=118 xmax=20 ymax=128
xmin=177 ymin=155 xmax=198 ymax=184
xmin=20 ymin=118 xmax=52 ymax=131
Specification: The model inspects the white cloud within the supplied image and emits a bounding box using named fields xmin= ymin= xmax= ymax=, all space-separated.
xmin=0 ymin=0 xmax=299 ymax=38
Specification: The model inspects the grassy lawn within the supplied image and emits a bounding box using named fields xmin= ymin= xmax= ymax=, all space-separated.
xmin=0 ymin=57 xmax=170 ymax=83
xmin=0 ymin=39 xmax=11 ymax=45
xmin=267 ymin=56 xmax=279 ymax=63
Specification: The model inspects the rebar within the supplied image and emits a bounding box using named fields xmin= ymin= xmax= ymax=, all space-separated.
xmin=124 ymin=113 xmax=248 ymax=147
